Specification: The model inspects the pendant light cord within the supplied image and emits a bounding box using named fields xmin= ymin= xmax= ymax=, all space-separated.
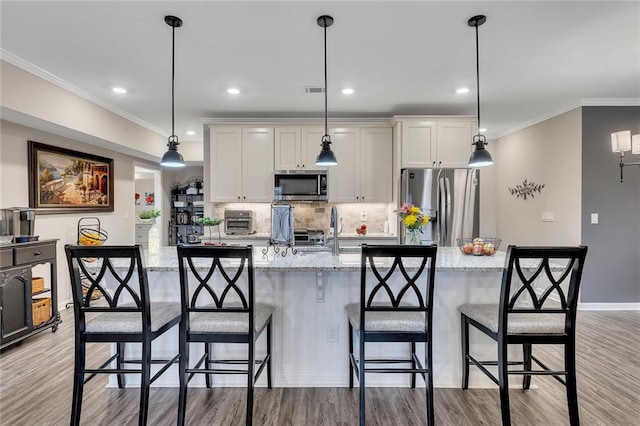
xmin=475 ymin=23 xmax=481 ymax=137
xmin=171 ymin=24 xmax=176 ymax=138
xmin=323 ymin=18 xmax=328 ymax=138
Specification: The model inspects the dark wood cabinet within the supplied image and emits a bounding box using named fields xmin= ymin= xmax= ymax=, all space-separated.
xmin=0 ymin=240 xmax=61 ymax=350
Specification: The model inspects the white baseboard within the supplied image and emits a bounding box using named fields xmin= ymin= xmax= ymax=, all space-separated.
xmin=578 ymin=303 xmax=640 ymax=311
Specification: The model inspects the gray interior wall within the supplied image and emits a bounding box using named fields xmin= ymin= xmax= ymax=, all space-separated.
xmin=581 ymin=106 xmax=640 ymax=303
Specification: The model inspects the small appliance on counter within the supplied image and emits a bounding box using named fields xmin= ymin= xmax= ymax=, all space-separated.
xmin=224 ymin=209 xmax=255 ymax=235
xmin=294 ymin=228 xmax=327 ymax=246
xmin=0 ymin=207 xmax=38 ymax=243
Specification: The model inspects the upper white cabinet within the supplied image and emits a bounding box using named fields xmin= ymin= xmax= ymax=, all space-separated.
xmin=328 ymin=127 xmax=392 ymax=203
xmin=209 ymin=127 xmax=274 ymax=202
xmin=274 ymin=126 xmax=325 ymax=170
xmin=398 ymin=118 xmax=475 ymax=168
xmin=401 ymin=121 xmax=437 ymax=167
xmin=436 ymin=121 xmax=475 ymax=167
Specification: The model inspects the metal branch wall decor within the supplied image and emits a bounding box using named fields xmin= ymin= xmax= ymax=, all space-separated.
xmin=508 ymin=179 xmax=545 ymax=200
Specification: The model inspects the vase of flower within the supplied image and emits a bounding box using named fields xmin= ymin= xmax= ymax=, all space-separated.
xmin=396 ymin=203 xmax=430 ymax=245
xmin=407 ymin=229 xmax=421 ymax=245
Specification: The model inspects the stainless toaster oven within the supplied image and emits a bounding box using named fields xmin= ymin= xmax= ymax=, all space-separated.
xmin=224 ymin=210 xmax=255 ymax=235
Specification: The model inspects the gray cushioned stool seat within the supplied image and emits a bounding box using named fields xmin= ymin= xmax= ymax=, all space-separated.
xmin=345 ymin=303 xmax=426 ymax=332
xmin=190 ymin=303 xmax=274 ymax=333
xmin=459 ymin=303 xmax=565 ymax=334
xmin=85 ymin=302 xmax=181 ymax=333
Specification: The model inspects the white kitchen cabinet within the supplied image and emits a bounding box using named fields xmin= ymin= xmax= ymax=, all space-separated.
xmin=209 ymin=127 xmax=274 ymax=202
xmin=274 ymin=126 xmax=325 ymax=170
xmin=360 ymin=127 xmax=393 ymax=202
xmin=328 ymin=127 xmax=392 ymax=203
xmin=328 ymin=127 xmax=360 ymax=202
xmin=242 ymin=128 xmax=275 ymax=202
xmin=209 ymin=127 xmax=242 ymax=202
xmin=401 ymin=121 xmax=436 ymax=167
xmin=399 ymin=118 xmax=476 ymax=168
xmin=435 ymin=121 xmax=474 ymax=167
xmin=135 ymin=223 xmax=153 ymax=248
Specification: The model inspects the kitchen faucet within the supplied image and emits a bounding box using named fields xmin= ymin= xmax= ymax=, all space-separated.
xmin=330 ymin=206 xmax=339 ymax=255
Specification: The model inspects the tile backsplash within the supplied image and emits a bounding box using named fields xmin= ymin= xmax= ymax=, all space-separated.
xmin=211 ymin=202 xmax=397 ymax=235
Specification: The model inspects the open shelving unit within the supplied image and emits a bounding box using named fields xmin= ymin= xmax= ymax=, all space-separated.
xmin=169 ymin=177 xmax=205 ymax=245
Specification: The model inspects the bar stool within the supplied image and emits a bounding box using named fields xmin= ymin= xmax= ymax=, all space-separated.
xmin=346 ymin=244 xmax=438 ymax=426
xmin=176 ymin=245 xmax=273 ymax=426
xmin=459 ymin=245 xmax=588 ymax=426
xmin=64 ymin=245 xmax=182 ymax=426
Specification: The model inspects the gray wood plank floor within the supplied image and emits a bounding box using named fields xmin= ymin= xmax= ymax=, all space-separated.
xmin=1 ymin=309 xmax=638 ymax=425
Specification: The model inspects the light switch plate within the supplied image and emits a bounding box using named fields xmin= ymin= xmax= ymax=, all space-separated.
xmin=541 ymin=212 xmax=554 ymax=222
xmin=591 ymin=213 xmax=598 ymax=224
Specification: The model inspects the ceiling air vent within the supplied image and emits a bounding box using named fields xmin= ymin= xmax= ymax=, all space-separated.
xmin=304 ymin=87 xmax=325 ymax=94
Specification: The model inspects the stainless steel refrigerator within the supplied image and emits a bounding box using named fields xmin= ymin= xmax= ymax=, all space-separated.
xmin=400 ymin=168 xmax=479 ymax=246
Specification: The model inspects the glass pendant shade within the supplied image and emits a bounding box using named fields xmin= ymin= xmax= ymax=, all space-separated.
xmin=468 ymin=143 xmax=494 ymax=167
xmin=632 ymin=134 xmax=640 ymax=154
xmin=316 ymin=137 xmax=338 ymax=166
xmin=161 ymin=141 xmax=185 ymax=168
xmin=611 ymin=130 xmax=632 ymax=153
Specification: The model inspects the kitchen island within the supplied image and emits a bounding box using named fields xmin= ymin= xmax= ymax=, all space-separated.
xmin=107 ymin=246 xmax=518 ymax=389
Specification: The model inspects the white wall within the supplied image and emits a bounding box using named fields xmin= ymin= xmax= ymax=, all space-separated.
xmin=494 ymin=108 xmax=582 ymax=246
xmin=0 ymin=120 xmax=160 ymax=307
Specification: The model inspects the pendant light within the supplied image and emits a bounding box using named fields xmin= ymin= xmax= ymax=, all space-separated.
xmin=160 ymin=15 xmax=185 ymax=168
xmin=315 ymin=15 xmax=337 ymax=167
xmin=467 ymin=15 xmax=493 ymax=168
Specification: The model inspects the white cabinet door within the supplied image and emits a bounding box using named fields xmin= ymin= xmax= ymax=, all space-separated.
xmin=328 ymin=127 xmax=359 ymax=202
xmin=436 ymin=121 xmax=474 ymax=167
xmin=401 ymin=121 xmax=437 ymax=167
xmin=360 ymin=127 xmax=392 ymax=202
xmin=210 ymin=127 xmax=242 ymax=202
xmin=242 ymin=128 xmax=275 ymax=202
xmin=274 ymin=127 xmax=301 ymax=170
xmin=301 ymin=127 xmax=325 ymax=169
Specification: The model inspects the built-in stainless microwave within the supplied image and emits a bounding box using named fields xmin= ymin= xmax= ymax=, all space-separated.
xmin=274 ymin=170 xmax=328 ymax=201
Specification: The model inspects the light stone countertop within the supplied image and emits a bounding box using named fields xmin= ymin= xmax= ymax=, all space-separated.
xmin=139 ymin=246 xmax=508 ymax=273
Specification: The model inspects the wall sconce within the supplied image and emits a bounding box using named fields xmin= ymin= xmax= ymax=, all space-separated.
xmin=611 ymin=130 xmax=640 ymax=182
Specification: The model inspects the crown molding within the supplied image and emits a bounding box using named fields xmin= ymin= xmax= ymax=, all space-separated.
xmin=496 ymin=98 xmax=640 ymax=139
xmin=580 ymin=98 xmax=640 ymax=106
xmin=200 ymin=117 xmax=391 ymax=125
xmin=1 ymin=48 xmax=165 ymax=137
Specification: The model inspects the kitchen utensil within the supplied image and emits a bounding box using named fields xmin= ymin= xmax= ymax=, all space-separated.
xmin=176 ymin=211 xmax=190 ymax=225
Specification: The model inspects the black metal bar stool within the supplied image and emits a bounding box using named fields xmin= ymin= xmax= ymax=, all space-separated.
xmin=64 ymin=245 xmax=182 ymax=426
xmin=346 ymin=244 xmax=438 ymax=426
xmin=459 ymin=245 xmax=588 ymax=426
xmin=176 ymin=245 xmax=273 ymax=426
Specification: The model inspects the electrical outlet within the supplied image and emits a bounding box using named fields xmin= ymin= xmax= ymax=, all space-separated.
xmin=327 ymin=324 xmax=338 ymax=343
xmin=360 ymin=210 xmax=367 ymax=221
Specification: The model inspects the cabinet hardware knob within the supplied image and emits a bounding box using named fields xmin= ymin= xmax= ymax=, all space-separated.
xmin=34 ymin=251 xmax=41 ymax=256
xmin=297 ymin=164 xmax=299 ymax=168
xmin=237 ymin=196 xmax=241 ymax=200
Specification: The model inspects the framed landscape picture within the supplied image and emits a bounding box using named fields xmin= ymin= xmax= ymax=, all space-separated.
xmin=28 ymin=141 xmax=114 ymax=214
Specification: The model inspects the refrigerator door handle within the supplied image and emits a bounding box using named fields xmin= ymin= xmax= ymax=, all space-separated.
xmin=444 ymin=176 xmax=452 ymax=246
xmin=438 ymin=176 xmax=447 ymax=245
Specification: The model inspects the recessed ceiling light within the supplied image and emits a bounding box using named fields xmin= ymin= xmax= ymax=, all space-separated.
xmin=186 ymin=131 xmax=196 ymax=136
xmin=456 ymin=87 xmax=470 ymax=94
xmin=479 ymin=128 xmax=487 ymax=132
xmin=342 ymin=88 xmax=354 ymax=95
xmin=227 ymin=88 xmax=240 ymax=95
xmin=112 ymin=87 xmax=127 ymax=94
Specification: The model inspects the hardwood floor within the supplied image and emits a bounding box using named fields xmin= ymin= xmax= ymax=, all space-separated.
xmin=1 ymin=309 xmax=638 ymax=425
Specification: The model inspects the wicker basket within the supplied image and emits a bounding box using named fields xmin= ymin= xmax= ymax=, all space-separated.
xmin=32 ymin=276 xmax=45 ymax=293
xmin=32 ymin=298 xmax=51 ymax=326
